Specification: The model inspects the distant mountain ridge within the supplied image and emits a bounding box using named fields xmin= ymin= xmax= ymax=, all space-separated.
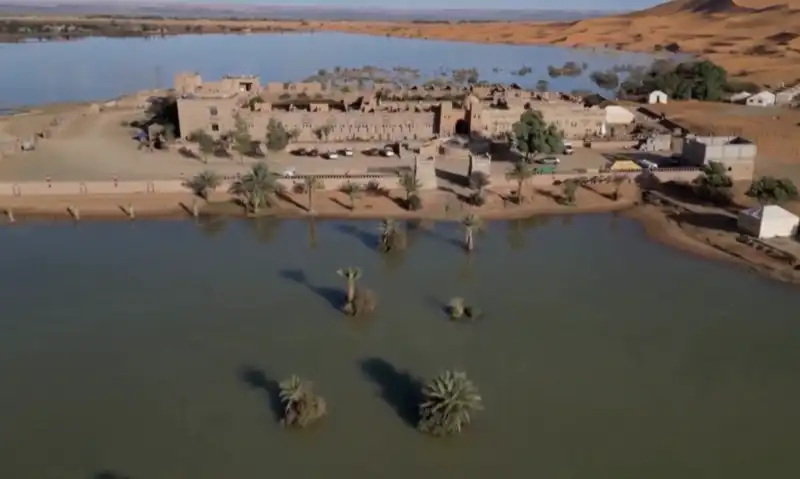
xmin=0 ymin=1 xmax=624 ymax=21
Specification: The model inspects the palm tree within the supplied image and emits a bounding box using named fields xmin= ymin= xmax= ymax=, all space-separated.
xmin=340 ymin=181 xmax=362 ymax=210
xmin=461 ymin=213 xmax=482 ymax=252
xmin=337 ymin=266 xmax=361 ymax=310
xmin=304 ymin=176 xmax=323 ymax=213
xmin=448 ymin=297 xmax=465 ymax=319
xmin=336 ymin=266 xmax=376 ymax=316
xmin=378 ymin=218 xmax=405 ymax=253
xmin=562 ymin=179 xmax=579 ymax=206
xmin=398 ymin=170 xmax=421 ymax=209
xmin=278 ymin=375 xmax=327 ymax=428
xmin=611 ymin=175 xmax=626 ymax=201
xmin=228 ymin=162 xmax=281 ymax=214
xmin=184 ymin=170 xmax=221 ymax=200
xmin=418 ymin=370 xmax=483 ymax=437
xmin=506 ymin=161 xmax=535 ymax=204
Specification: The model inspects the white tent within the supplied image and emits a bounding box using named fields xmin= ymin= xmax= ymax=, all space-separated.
xmin=737 ymin=205 xmax=800 ymax=239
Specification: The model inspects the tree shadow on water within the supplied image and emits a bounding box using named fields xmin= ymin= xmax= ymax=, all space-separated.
xmin=360 ymin=357 xmax=421 ymax=428
xmin=279 ymin=269 xmax=344 ymax=311
xmin=333 ymin=223 xmax=379 ymax=251
xmin=239 ymin=365 xmax=283 ymax=422
xmin=93 ymin=471 xmax=131 ymax=479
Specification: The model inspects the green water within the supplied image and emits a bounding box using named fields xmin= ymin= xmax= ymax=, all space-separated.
xmin=0 ymin=215 xmax=798 ymax=479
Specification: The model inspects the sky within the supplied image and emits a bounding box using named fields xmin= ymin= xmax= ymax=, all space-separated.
xmin=78 ymin=0 xmax=662 ymax=11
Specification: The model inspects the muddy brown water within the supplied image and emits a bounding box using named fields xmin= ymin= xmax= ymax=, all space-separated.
xmin=0 ymin=215 xmax=798 ymax=478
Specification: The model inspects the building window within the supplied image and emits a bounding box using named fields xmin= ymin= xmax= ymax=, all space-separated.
xmin=211 ymin=123 xmax=220 ymax=132
xmin=209 ymin=106 xmax=218 ymax=116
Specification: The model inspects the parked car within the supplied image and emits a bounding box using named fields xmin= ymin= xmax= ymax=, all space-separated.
xmin=282 ymin=168 xmax=296 ymax=178
xmin=563 ymin=143 xmax=574 ymax=155
xmin=536 ymin=156 xmax=561 ymax=165
xmin=381 ymin=148 xmax=395 ymax=157
xmin=364 ymin=148 xmax=381 ymax=156
xmin=639 ymin=159 xmax=658 ymax=170
xmin=291 ymin=148 xmax=307 ymax=156
xmin=340 ymin=148 xmax=354 ymax=157
xmin=324 ymin=151 xmax=339 ymax=160
xmin=308 ymin=148 xmax=319 ymax=157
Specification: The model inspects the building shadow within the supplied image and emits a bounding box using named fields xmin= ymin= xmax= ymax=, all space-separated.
xmin=435 ymin=168 xmax=468 ymax=188
xmin=333 ymin=222 xmax=379 ymax=250
xmin=279 ymin=268 xmax=343 ymax=311
xmin=667 ymin=211 xmax=739 ymax=233
xmin=359 ymin=357 xmax=421 ymax=428
xmin=239 ymin=365 xmax=283 ymax=422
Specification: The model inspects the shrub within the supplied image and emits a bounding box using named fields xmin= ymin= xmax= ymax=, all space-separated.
xmin=407 ymin=194 xmax=423 ymax=211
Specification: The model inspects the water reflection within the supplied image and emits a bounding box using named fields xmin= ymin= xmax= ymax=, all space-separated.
xmin=246 ymin=217 xmax=283 ymax=244
xmin=195 ymin=215 xmax=228 ymax=238
xmin=506 ymin=216 xmax=550 ymax=250
xmin=307 ymin=219 xmax=318 ymax=249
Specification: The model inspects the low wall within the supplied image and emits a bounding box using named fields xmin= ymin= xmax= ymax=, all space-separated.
xmin=586 ymin=140 xmax=638 ymax=150
xmin=0 ymin=175 xmax=403 ymax=197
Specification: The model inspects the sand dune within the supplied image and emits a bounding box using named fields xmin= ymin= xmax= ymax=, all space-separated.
xmin=299 ymin=0 xmax=800 ymax=84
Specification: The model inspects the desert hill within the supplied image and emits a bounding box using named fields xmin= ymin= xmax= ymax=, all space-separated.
xmin=639 ymin=0 xmax=800 ymax=14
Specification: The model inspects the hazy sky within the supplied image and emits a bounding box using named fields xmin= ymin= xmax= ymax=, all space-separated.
xmin=98 ymin=0 xmax=662 ymax=11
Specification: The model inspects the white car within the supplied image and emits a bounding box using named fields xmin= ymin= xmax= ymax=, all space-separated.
xmin=282 ymin=168 xmax=296 ymax=178
xmin=324 ymin=151 xmax=339 ymax=160
xmin=381 ymin=149 xmax=395 ymax=157
xmin=342 ymin=148 xmax=354 ymax=157
xmin=537 ymin=156 xmax=561 ymax=165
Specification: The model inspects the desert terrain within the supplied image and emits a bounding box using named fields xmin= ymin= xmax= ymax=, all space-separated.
xmin=2 ymin=0 xmax=799 ymax=85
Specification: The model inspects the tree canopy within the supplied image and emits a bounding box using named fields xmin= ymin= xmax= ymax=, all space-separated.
xmin=746 ymin=176 xmax=799 ymax=205
xmin=510 ymin=109 xmax=565 ymax=160
xmin=619 ymin=59 xmax=731 ymax=102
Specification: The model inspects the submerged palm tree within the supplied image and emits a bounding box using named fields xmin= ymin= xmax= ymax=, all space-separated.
xmin=418 ymin=370 xmax=483 ymax=437
xmin=228 ymin=162 xmax=282 ymax=214
xmin=461 ymin=213 xmax=482 ymax=252
xmin=278 ymin=375 xmax=327 ymax=428
xmin=378 ymin=218 xmax=406 ymax=253
xmin=337 ymin=266 xmax=361 ymax=305
xmin=506 ymin=161 xmax=535 ymax=204
xmin=304 ymin=176 xmax=323 ymax=213
xmin=448 ymin=297 xmax=465 ymax=319
xmin=336 ymin=267 xmax=377 ymax=316
xmin=185 ymin=170 xmax=221 ymax=200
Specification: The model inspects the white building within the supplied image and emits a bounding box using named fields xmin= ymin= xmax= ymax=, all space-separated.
xmin=775 ymin=85 xmax=800 ymax=106
xmin=604 ymin=105 xmax=636 ymax=125
xmin=729 ymin=91 xmax=752 ymax=103
xmin=745 ymin=91 xmax=776 ymax=107
xmin=737 ymin=205 xmax=800 ymax=239
xmin=648 ymin=90 xmax=668 ymax=104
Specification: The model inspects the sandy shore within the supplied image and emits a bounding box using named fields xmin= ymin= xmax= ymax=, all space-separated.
xmin=2 ymin=185 xmax=798 ymax=287
xmin=0 ymin=186 xmax=635 ymax=222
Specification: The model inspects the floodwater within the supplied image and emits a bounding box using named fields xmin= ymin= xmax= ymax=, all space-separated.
xmin=0 ymin=32 xmax=663 ymax=108
xmin=0 ymin=214 xmax=798 ymax=478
